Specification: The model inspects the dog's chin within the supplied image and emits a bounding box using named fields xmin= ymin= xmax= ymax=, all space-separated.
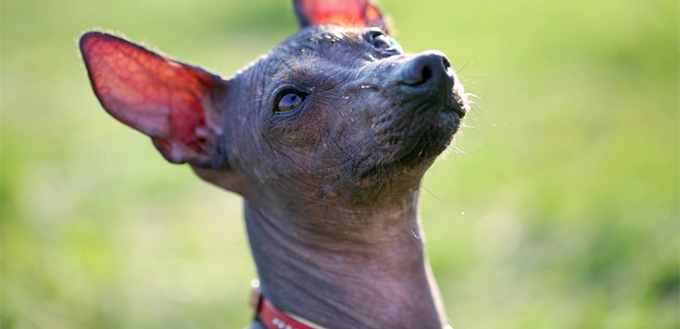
xmin=356 ymin=103 xmax=462 ymax=186
xmin=395 ymin=109 xmax=461 ymax=167
xmin=393 ymin=85 xmax=468 ymax=168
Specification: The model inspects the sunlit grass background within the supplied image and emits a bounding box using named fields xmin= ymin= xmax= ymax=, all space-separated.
xmin=1 ymin=0 xmax=678 ymax=328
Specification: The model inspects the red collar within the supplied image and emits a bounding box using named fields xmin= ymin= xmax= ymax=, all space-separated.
xmin=249 ymin=280 xmax=454 ymax=329
xmin=250 ymin=280 xmax=325 ymax=329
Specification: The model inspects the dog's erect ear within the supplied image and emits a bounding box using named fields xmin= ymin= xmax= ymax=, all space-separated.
xmin=79 ymin=32 xmax=228 ymax=168
xmin=293 ymin=0 xmax=389 ymax=33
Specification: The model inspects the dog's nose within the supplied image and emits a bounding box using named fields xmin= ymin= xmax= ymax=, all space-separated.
xmin=398 ymin=51 xmax=452 ymax=88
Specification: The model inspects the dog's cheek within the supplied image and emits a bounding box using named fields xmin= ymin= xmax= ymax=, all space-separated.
xmin=265 ymin=114 xmax=323 ymax=149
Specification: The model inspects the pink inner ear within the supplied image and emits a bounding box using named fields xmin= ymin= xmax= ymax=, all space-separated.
xmin=295 ymin=0 xmax=388 ymax=32
xmin=80 ymin=32 xmax=222 ymax=164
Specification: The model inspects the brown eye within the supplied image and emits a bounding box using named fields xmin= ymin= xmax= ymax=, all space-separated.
xmin=276 ymin=92 xmax=305 ymax=114
xmin=372 ymin=34 xmax=394 ymax=50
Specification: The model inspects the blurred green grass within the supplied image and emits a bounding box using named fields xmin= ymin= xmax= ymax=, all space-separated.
xmin=1 ymin=0 xmax=678 ymax=328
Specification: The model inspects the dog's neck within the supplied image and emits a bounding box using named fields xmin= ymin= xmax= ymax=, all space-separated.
xmin=243 ymin=189 xmax=448 ymax=329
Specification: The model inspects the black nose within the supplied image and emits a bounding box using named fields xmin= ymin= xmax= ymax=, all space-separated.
xmin=398 ymin=51 xmax=452 ymax=87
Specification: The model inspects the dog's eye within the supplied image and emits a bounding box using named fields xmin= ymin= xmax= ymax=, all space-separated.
xmin=372 ymin=34 xmax=395 ymax=51
xmin=276 ymin=92 xmax=305 ymax=114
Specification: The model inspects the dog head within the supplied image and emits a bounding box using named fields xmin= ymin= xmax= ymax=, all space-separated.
xmin=80 ymin=0 xmax=469 ymax=207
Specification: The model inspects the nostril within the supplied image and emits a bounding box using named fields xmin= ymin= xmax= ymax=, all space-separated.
xmin=399 ymin=52 xmax=451 ymax=87
xmin=421 ymin=66 xmax=432 ymax=84
xmin=442 ymin=56 xmax=450 ymax=69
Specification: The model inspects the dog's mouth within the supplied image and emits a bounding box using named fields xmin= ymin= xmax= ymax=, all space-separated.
xmin=394 ymin=100 xmax=464 ymax=166
xmin=355 ymin=87 xmax=468 ymax=183
xmin=391 ymin=75 xmax=468 ymax=156
xmin=447 ymin=81 xmax=470 ymax=118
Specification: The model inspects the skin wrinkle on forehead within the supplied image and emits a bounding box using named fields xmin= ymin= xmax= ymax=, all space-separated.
xmin=248 ymin=27 xmax=395 ymax=121
xmin=259 ymin=33 xmax=372 ymax=118
xmin=267 ymin=54 xmax=317 ymax=86
xmin=260 ymin=30 xmax=402 ymax=104
xmin=271 ymin=27 xmax=369 ymax=63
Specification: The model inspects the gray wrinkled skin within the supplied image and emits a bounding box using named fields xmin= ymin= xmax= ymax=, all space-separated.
xmin=191 ymin=25 xmax=468 ymax=329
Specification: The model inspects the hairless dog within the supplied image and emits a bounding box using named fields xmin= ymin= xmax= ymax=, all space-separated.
xmin=79 ymin=0 xmax=469 ymax=328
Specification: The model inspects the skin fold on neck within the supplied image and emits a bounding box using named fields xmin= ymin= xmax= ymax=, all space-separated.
xmin=244 ymin=189 xmax=448 ymax=329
